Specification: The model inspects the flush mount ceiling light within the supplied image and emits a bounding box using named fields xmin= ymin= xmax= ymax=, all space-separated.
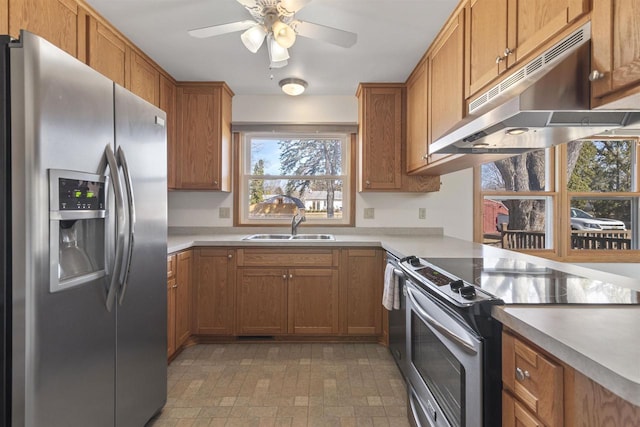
xmin=279 ymin=78 xmax=307 ymax=96
xmin=188 ymin=0 xmax=358 ymax=69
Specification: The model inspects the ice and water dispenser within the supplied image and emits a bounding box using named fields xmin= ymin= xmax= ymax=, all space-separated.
xmin=49 ymin=169 xmax=107 ymax=292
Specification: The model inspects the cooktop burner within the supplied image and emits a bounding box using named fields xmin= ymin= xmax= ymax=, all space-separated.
xmin=425 ymin=257 xmax=640 ymax=305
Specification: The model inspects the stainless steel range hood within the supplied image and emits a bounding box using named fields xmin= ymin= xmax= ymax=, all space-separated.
xmin=430 ymin=22 xmax=640 ymax=155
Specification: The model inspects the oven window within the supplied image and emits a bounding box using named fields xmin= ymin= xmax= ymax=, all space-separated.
xmin=412 ymin=312 xmax=464 ymax=427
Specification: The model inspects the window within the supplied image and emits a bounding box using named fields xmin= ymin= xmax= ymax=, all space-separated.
xmin=475 ymin=139 xmax=640 ymax=261
xmin=477 ymin=149 xmax=556 ymax=254
xmin=237 ymin=132 xmax=353 ymax=226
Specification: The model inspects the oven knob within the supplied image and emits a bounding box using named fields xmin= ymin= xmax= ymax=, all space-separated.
xmin=460 ymin=285 xmax=477 ymax=299
xmin=449 ymin=279 xmax=464 ymax=291
xmin=410 ymin=257 xmax=422 ymax=267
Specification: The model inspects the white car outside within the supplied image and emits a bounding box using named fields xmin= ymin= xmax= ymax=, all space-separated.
xmin=570 ymin=208 xmax=626 ymax=231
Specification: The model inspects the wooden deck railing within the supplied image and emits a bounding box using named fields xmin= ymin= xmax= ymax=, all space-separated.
xmin=570 ymin=230 xmax=632 ymax=250
xmin=499 ymin=226 xmax=632 ymax=250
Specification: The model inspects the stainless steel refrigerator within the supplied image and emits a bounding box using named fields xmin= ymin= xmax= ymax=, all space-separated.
xmin=0 ymin=31 xmax=167 ymax=426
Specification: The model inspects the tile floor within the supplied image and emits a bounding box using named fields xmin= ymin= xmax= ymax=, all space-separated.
xmin=146 ymin=342 xmax=409 ymax=427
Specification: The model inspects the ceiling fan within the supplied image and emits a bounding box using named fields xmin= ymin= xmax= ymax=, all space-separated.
xmin=188 ymin=0 xmax=357 ymax=68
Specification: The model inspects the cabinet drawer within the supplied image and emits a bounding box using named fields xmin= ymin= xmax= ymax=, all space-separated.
xmin=167 ymin=254 xmax=176 ymax=278
xmin=502 ymin=332 xmax=563 ymax=427
xmin=237 ymin=248 xmax=338 ymax=267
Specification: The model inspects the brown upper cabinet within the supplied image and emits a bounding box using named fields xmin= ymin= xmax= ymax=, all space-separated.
xmin=159 ymin=75 xmax=177 ymax=189
xmin=128 ymin=49 xmax=160 ymax=107
xmin=358 ymin=84 xmax=440 ymax=191
xmin=176 ymin=83 xmax=233 ymax=191
xmin=466 ymin=0 xmax=589 ymax=98
xmin=9 ymin=0 xmax=81 ymax=58
xmin=429 ymin=6 xmax=466 ymax=153
xmin=86 ymin=17 xmax=127 ymax=87
xmin=590 ymin=0 xmax=640 ymax=107
xmin=405 ymin=60 xmax=429 ymax=173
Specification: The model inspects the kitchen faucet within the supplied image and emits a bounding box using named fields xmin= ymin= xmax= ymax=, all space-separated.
xmin=291 ymin=208 xmax=306 ymax=235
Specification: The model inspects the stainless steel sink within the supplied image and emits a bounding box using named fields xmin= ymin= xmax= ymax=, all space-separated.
xmin=290 ymin=234 xmax=335 ymax=240
xmin=242 ymin=233 xmax=335 ymax=241
xmin=242 ymin=234 xmax=292 ymax=240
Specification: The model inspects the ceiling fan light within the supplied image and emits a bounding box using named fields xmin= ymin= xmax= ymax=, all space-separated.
xmin=272 ymin=19 xmax=296 ymax=48
xmin=268 ymin=36 xmax=290 ymax=62
xmin=240 ymin=25 xmax=267 ymax=53
xmin=279 ymin=78 xmax=307 ymax=96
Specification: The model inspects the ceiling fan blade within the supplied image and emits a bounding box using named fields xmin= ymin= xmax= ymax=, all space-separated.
xmin=279 ymin=0 xmax=313 ymax=13
xmin=292 ymin=20 xmax=357 ymax=48
xmin=236 ymin=0 xmax=259 ymax=8
xmin=188 ymin=20 xmax=256 ymax=39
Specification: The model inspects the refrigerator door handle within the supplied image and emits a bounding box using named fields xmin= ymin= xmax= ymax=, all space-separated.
xmin=117 ymin=146 xmax=136 ymax=305
xmin=105 ymin=144 xmax=126 ymax=312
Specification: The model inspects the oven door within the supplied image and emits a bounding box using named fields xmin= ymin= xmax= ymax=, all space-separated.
xmin=406 ymin=280 xmax=483 ymax=427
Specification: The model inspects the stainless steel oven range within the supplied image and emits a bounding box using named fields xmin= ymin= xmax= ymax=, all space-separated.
xmin=399 ymin=256 xmax=503 ymax=427
xmin=399 ymin=255 xmax=640 ymax=427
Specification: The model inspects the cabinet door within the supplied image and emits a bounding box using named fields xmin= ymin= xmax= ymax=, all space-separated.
xmin=167 ymin=276 xmax=177 ymax=358
xmin=591 ymin=0 xmax=640 ymax=100
xmin=160 ymin=75 xmax=177 ymax=189
xmin=10 ymin=0 xmax=80 ymax=57
xmin=341 ymin=249 xmax=383 ymax=335
xmin=288 ymin=268 xmax=339 ymax=335
xmin=236 ymin=268 xmax=288 ymax=335
xmin=467 ymin=0 xmax=508 ymax=96
xmin=358 ymin=85 xmax=402 ymax=191
xmin=175 ymin=250 xmax=193 ymax=347
xmin=195 ymin=249 xmax=235 ymax=335
xmin=86 ymin=17 xmax=127 ymax=87
xmin=406 ymin=60 xmax=429 ymax=173
xmin=503 ymin=391 xmax=544 ymax=427
xmin=506 ymin=0 xmax=588 ymax=68
xmin=177 ymin=84 xmax=229 ymax=190
xmin=429 ymin=8 xmax=465 ymax=145
xmin=127 ymin=49 xmax=160 ymax=107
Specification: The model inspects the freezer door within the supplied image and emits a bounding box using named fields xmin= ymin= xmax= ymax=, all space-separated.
xmin=9 ymin=32 xmax=116 ymax=426
xmin=114 ymin=84 xmax=167 ymax=427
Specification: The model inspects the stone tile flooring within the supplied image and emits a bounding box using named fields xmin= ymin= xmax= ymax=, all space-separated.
xmin=146 ymin=342 xmax=409 ymax=427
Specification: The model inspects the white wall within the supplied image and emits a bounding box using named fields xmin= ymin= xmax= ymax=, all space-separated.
xmin=168 ymin=95 xmax=475 ymax=241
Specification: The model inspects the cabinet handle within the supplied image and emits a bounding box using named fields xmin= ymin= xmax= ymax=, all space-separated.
xmin=282 ymin=274 xmax=287 ymax=279
xmin=172 ymin=284 xmax=178 ymax=289
xmin=422 ymin=154 xmax=429 ymax=160
xmin=496 ymin=55 xmax=505 ymax=64
xmin=365 ymin=180 xmax=371 ymax=186
xmin=213 ymin=180 xmax=219 ymax=186
xmin=228 ymin=254 xmax=233 ymax=259
xmin=515 ymin=367 xmax=530 ymax=381
xmin=504 ymin=47 xmax=514 ymax=57
xmin=289 ymin=273 xmax=293 ymax=279
xmin=589 ymin=70 xmax=605 ymax=81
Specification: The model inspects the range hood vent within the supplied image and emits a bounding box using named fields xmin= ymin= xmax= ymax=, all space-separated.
xmin=430 ymin=22 xmax=640 ymax=155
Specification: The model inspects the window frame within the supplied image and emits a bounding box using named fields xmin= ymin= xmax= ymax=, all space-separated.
xmin=234 ymin=131 xmax=356 ymax=227
xmin=473 ymin=138 xmax=640 ymax=262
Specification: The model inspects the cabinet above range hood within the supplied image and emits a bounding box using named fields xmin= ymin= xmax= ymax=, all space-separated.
xmin=430 ymin=22 xmax=640 ymax=155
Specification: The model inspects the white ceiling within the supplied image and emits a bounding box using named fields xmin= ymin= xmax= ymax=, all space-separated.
xmin=84 ymin=0 xmax=459 ymax=96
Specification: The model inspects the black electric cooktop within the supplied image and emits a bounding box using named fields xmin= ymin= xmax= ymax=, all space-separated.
xmin=424 ymin=257 xmax=640 ymax=305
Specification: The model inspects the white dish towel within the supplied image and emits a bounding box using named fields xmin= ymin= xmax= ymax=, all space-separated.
xmin=382 ymin=263 xmax=400 ymax=310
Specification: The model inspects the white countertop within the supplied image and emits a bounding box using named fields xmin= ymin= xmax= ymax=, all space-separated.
xmin=168 ymin=227 xmax=640 ymax=406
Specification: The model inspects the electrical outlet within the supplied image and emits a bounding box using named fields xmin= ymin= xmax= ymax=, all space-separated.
xmin=364 ymin=208 xmax=375 ymax=219
xmin=418 ymin=208 xmax=426 ymax=220
xmin=219 ymin=207 xmax=230 ymax=219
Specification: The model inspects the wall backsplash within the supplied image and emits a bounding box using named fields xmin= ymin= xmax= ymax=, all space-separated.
xmin=168 ymin=168 xmax=473 ymax=241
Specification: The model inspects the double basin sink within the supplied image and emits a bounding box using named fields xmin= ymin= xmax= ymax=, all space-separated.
xmin=242 ymin=233 xmax=335 ymax=241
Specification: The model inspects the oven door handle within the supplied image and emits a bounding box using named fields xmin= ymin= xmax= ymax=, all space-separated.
xmin=407 ymin=287 xmax=478 ymax=355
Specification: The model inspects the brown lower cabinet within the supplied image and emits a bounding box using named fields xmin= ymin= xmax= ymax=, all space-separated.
xmin=168 ymin=247 xmax=384 ymax=344
xmin=235 ymin=248 xmax=340 ymax=335
xmin=502 ymin=330 xmax=640 ymax=426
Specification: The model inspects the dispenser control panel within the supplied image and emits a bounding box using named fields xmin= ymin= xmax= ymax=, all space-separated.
xmin=58 ymin=178 xmax=105 ymax=211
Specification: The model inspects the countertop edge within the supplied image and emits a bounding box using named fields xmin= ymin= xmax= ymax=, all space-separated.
xmin=493 ymin=306 xmax=640 ymax=407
